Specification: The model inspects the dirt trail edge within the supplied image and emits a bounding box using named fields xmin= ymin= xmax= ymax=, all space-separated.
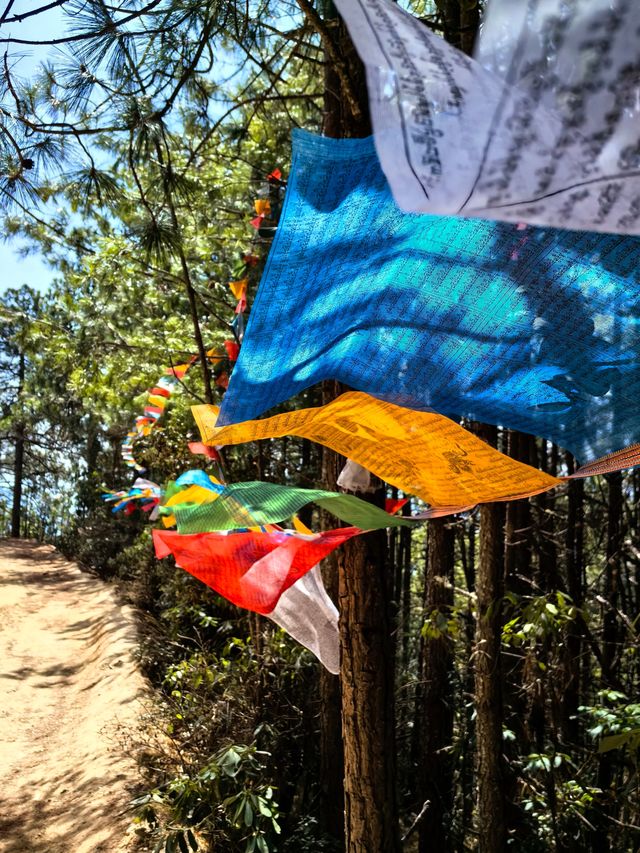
xmin=0 ymin=539 xmax=148 ymax=853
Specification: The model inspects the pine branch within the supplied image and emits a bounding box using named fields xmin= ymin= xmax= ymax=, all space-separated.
xmin=2 ymin=0 xmax=70 ymax=25
xmin=0 ymin=0 xmax=165 ymax=46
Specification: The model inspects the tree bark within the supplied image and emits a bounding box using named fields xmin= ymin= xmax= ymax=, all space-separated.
xmin=418 ymin=517 xmax=455 ymax=852
xmin=339 ymin=521 xmax=400 ymax=853
xmin=11 ymin=351 xmax=25 ymax=539
xmin=318 ymin=383 xmax=345 ymax=845
xmin=474 ymin=425 xmax=508 ymax=853
xmin=317 ymin=7 xmax=400 ymax=850
xmin=11 ymin=421 xmax=24 ymax=539
xmin=591 ymin=471 xmax=623 ymax=853
xmin=562 ymin=454 xmax=584 ymax=745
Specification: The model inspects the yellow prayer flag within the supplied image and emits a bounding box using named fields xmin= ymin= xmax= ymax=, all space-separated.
xmin=192 ymin=392 xmax=561 ymax=513
xmin=228 ymin=279 xmax=248 ymax=301
xmin=164 ymin=485 xmax=220 ymax=508
xmin=254 ymin=199 xmax=271 ymax=216
xmin=293 ymin=515 xmax=314 ymax=535
xmin=147 ymin=394 xmax=167 ymax=408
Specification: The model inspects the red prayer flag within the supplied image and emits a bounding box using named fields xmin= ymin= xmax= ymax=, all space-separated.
xmin=188 ymin=441 xmax=221 ymax=460
xmin=385 ymin=497 xmax=409 ymax=515
xmin=224 ymin=340 xmax=240 ymax=361
xmin=153 ymin=527 xmax=359 ymax=614
xmin=150 ymin=386 xmax=172 ymax=398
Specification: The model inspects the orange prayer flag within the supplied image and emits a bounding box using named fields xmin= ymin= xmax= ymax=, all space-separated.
xmin=254 ymin=199 xmax=271 ymax=216
xmin=228 ymin=279 xmax=248 ymax=301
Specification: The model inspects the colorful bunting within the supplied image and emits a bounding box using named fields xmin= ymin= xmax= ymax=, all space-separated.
xmin=102 ymin=478 xmax=162 ymax=517
xmin=121 ymin=372 xmax=181 ymax=471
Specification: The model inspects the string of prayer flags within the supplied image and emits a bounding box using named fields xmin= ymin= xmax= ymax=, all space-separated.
xmin=334 ymin=0 xmax=640 ymax=236
xmin=121 ymin=371 xmax=183 ymax=471
xmin=267 ymin=168 xmax=284 ymax=186
xmin=215 ymin=130 xmax=640 ymax=469
xmin=193 ymin=392 xmax=562 ymax=514
xmin=102 ymin=478 xmax=162 ymax=517
xmin=120 ymin=333 xmax=241 ymax=472
xmin=122 ymin=429 xmax=145 ymax=472
xmin=251 ymin=199 xmax=272 ymax=230
xmin=159 ymin=477 xmax=420 ymax=534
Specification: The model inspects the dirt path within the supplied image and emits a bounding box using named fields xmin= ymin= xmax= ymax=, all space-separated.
xmin=0 ymin=539 xmax=149 ymax=853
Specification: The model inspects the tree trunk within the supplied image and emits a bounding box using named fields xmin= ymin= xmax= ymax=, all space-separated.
xmin=401 ymin=522 xmax=412 ymax=671
xmin=318 ymin=382 xmax=345 ymax=845
xmin=502 ymin=431 xmax=534 ymax=837
xmin=11 ymin=351 xmax=25 ymax=539
xmin=418 ymin=518 xmax=455 ymax=852
xmin=474 ymin=425 xmax=508 ymax=853
xmin=591 ymin=471 xmax=623 ymax=853
xmin=316 ymin=6 xmax=400 ymax=850
xmin=562 ymin=454 xmax=584 ymax=745
xmin=11 ymin=421 xmax=24 ymax=539
xmin=339 ymin=521 xmax=401 ymax=853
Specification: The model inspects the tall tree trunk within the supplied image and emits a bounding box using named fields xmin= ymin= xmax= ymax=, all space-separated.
xmin=312 ymin=5 xmax=400 ymax=850
xmin=474 ymin=425 xmax=508 ymax=853
xmin=11 ymin=351 xmax=25 ymax=539
xmin=562 ymin=454 xmax=584 ymax=745
xmin=502 ymin=431 xmax=534 ymax=838
xmin=339 ymin=520 xmax=400 ymax=853
xmin=591 ymin=472 xmax=623 ymax=853
xmin=401 ymin=521 xmax=413 ymax=671
xmin=11 ymin=421 xmax=24 ymax=539
xmin=418 ymin=518 xmax=455 ymax=852
xmin=318 ymin=384 xmax=345 ymax=845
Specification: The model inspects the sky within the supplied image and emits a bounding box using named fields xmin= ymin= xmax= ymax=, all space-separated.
xmin=1 ymin=3 xmax=67 ymax=296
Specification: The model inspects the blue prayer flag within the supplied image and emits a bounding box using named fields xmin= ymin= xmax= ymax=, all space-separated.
xmin=219 ymin=131 xmax=640 ymax=464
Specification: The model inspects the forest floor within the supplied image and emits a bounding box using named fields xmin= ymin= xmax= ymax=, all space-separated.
xmin=0 ymin=539 xmax=149 ymax=853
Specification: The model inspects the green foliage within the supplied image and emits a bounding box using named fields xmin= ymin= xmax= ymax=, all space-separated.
xmin=281 ymin=817 xmax=342 ymax=852
xmin=134 ymin=744 xmax=281 ymax=853
xmin=579 ymin=690 xmax=640 ymax=754
xmin=502 ymin=591 xmax=580 ymax=647
xmin=421 ymin=605 xmax=461 ymax=640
